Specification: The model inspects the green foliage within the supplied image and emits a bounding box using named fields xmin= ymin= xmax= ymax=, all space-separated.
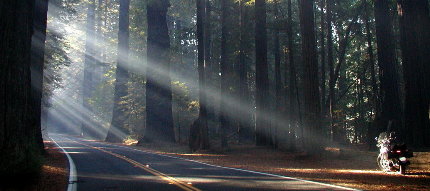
xmin=90 ymin=64 xmax=115 ymax=128
xmin=43 ymin=30 xmax=72 ymax=107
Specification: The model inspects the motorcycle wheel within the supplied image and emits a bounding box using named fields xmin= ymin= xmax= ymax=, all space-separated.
xmin=399 ymin=164 xmax=406 ymax=175
xmin=377 ymin=154 xmax=391 ymax=172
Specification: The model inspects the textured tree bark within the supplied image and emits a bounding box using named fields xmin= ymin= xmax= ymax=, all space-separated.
xmin=286 ymin=0 xmax=297 ymax=151
xmin=238 ymin=0 xmax=253 ymax=143
xmin=374 ymin=0 xmax=403 ymax=135
xmin=204 ymin=0 xmax=215 ymax=120
xmin=319 ymin=0 xmax=326 ymax=114
xmin=82 ymin=0 xmax=98 ymax=138
xmin=299 ymin=0 xmax=322 ymax=154
xmin=326 ymin=0 xmax=335 ymax=141
xmin=139 ymin=0 xmax=175 ymax=143
xmin=31 ymin=0 xmax=49 ymax=153
xmin=106 ymin=0 xmax=130 ymax=143
xmin=0 ymin=0 xmax=42 ymax=177
xmin=273 ymin=0 xmax=282 ymax=149
xmin=397 ymin=0 xmax=430 ymax=147
xmin=97 ymin=0 xmax=104 ymax=63
xmin=220 ymin=0 xmax=235 ymax=148
xmin=255 ymin=0 xmax=270 ymax=146
xmin=189 ymin=0 xmax=209 ymax=150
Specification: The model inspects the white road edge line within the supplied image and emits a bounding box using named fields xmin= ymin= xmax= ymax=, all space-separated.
xmin=50 ymin=136 xmax=78 ymax=191
xmin=85 ymin=138 xmax=360 ymax=191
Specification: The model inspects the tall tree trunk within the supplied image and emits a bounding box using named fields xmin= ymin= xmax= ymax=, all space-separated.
xmin=139 ymin=0 xmax=175 ymax=143
xmin=189 ymin=0 xmax=210 ymax=150
xmin=319 ymin=0 xmax=326 ymax=114
xmin=31 ymin=0 xmax=49 ymax=153
xmin=204 ymin=0 xmax=214 ymax=119
xmin=94 ymin=0 xmax=104 ymax=86
xmin=220 ymin=0 xmax=234 ymax=148
xmin=299 ymin=0 xmax=322 ymax=154
xmin=238 ymin=0 xmax=252 ymax=143
xmin=82 ymin=0 xmax=98 ymax=138
xmin=397 ymin=0 xmax=430 ymax=147
xmin=374 ymin=0 xmax=402 ymax=135
xmin=326 ymin=0 xmax=335 ymax=141
xmin=200 ymin=0 xmax=210 ymax=150
xmin=255 ymin=0 xmax=269 ymax=146
xmin=0 ymin=0 xmax=43 ymax=177
xmin=273 ymin=0 xmax=282 ymax=149
xmin=97 ymin=0 xmax=103 ymax=60
xmin=357 ymin=45 xmax=366 ymax=143
xmin=286 ymin=0 xmax=297 ymax=151
xmin=106 ymin=0 xmax=130 ymax=143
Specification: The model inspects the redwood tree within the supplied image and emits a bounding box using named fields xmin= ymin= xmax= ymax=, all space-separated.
xmin=0 ymin=0 xmax=43 ymax=177
xmin=139 ymin=0 xmax=175 ymax=143
xmin=326 ymin=0 xmax=335 ymax=141
xmin=220 ymin=0 xmax=235 ymax=148
xmin=31 ymin=0 xmax=49 ymax=152
xmin=374 ymin=0 xmax=402 ymax=134
xmin=397 ymin=0 xmax=430 ymax=147
xmin=82 ymin=0 xmax=98 ymax=138
xmin=273 ymin=0 xmax=282 ymax=148
xmin=189 ymin=0 xmax=210 ymax=150
xmin=286 ymin=0 xmax=297 ymax=151
xmin=255 ymin=0 xmax=270 ymax=146
xmin=106 ymin=0 xmax=131 ymax=143
xmin=299 ymin=0 xmax=322 ymax=153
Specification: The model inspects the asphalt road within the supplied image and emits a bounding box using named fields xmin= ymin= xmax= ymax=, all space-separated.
xmin=50 ymin=134 xmax=356 ymax=191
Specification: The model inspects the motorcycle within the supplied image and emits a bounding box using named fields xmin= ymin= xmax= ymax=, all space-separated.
xmin=376 ymin=132 xmax=413 ymax=175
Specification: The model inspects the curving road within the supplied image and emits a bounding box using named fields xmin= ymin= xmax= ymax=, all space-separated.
xmin=50 ymin=134 xmax=357 ymax=191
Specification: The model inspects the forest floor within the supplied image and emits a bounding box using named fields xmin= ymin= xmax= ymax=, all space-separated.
xmin=129 ymin=140 xmax=430 ymax=191
xmin=31 ymin=140 xmax=69 ymax=191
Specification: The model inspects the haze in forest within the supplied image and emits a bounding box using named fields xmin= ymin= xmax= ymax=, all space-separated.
xmin=1 ymin=0 xmax=429 ymax=189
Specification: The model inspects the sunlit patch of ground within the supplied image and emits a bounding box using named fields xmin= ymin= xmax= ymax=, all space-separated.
xmin=124 ymin=138 xmax=138 ymax=145
xmin=174 ymin=153 xmax=227 ymax=157
xmin=127 ymin=142 xmax=430 ymax=191
xmin=32 ymin=140 xmax=69 ymax=191
xmin=277 ymin=168 xmax=383 ymax=174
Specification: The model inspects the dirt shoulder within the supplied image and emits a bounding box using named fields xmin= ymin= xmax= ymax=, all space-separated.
xmin=34 ymin=140 xmax=69 ymax=191
xmin=128 ymin=142 xmax=430 ymax=191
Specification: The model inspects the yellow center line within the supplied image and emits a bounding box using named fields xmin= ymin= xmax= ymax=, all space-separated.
xmin=67 ymin=139 xmax=201 ymax=191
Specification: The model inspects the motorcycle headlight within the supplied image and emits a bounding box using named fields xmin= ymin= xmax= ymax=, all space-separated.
xmin=399 ymin=157 xmax=407 ymax=162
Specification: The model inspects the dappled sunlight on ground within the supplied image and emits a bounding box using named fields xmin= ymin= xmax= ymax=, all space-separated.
xmin=124 ymin=139 xmax=139 ymax=145
xmin=32 ymin=140 xmax=69 ymax=191
xmin=170 ymin=153 xmax=227 ymax=157
xmin=278 ymin=168 xmax=383 ymax=174
xmin=125 ymin=142 xmax=430 ymax=190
